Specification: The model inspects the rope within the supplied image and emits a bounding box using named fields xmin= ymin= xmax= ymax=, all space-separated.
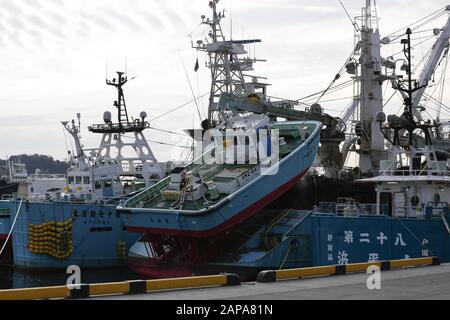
xmin=149 ymin=126 xmax=188 ymax=137
xmin=297 ymin=80 xmax=354 ymax=103
xmin=395 ymin=217 xmax=433 ymax=255
xmin=179 ymin=52 xmax=203 ymax=123
xmin=0 ymin=199 xmax=23 ymax=257
xmin=150 ymin=92 xmax=209 ymax=122
xmin=61 ymin=125 xmax=70 ymax=158
xmin=442 ymin=213 xmax=450 ymax=235
xmin=437 ymin=53 xmax=449 ymax=118
xmin=385 ymin=7 xmax=447 ymax=38
xmin=264 ymin=209 xmax=292 ymax=249
xmin=121 ymin=134 xmax=191 ymax=149
xmin=279 ymin=244 xmax=293 ymax=270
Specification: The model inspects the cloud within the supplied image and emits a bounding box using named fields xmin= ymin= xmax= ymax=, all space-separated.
xmin=1 ymin=0 xmax=450 ymax=161
xmin=80 ymin=11 xmax=116 ymax=33
xmin=5 ymin=15 xmax=27 ymax=31
xmin=26 ymin=13 xmax=66 ymax=40
xmin=0 ymin=1 xmax=22 ymax=16
xmin=102 ymin=7 xmax=144 ymax=33
xmin=136 ymin=10 xmax=165 ymax=31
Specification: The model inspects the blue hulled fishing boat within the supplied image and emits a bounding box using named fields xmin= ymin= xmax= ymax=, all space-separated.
xmin=0 ymin=72 xmax=165 ymax=269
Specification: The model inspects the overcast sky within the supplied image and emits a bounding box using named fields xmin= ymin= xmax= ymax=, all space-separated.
xmin=1 ymin=0 xmax=450 ymax=162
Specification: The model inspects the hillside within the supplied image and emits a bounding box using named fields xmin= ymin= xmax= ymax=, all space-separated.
xmin=0 ymin=154 xmax=69 ymax=175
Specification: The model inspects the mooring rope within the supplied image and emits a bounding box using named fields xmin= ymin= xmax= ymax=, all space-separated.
xmin=0 ymin=199 xmax=23 ymax=257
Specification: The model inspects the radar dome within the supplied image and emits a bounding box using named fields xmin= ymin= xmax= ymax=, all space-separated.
xmin=103 ymin=111 xmax=112 ymax=123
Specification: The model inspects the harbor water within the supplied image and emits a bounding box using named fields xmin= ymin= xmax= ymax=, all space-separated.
xmin=0 ymin=266 xmax=141 ymax=290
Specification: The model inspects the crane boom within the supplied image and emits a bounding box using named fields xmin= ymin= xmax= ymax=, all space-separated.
xmin=218 ymin=93 xmax=346 ymax=175
xmin=412 ymin=8 xmax=450 ymax=118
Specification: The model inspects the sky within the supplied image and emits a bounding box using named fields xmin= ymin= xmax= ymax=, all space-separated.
xmin=1 ymin=0 xmax=450 ymax=162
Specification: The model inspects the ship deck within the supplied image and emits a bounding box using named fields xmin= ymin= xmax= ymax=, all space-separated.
xmin=126 ymin=122 xmax=318 ymax=211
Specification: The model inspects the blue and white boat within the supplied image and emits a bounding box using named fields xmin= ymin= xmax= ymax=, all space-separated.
xmin=209 ymin=132 xmax=450 ymax=279
xmin=0 ymin=72 xmax=165 ymax=269
xmin=120 ymin=114 xmax=321 ymax=278
xmin=200 ymin=26 xmax=450 ymax=279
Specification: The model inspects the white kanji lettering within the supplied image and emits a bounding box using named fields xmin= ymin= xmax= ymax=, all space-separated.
xmin=344 ymin=231 xmax=354 ymax=244
xmin=337 ymin=251 xmax=349 ymax=265
xmin=327 ymin=234 xmax=333 ymax=242
xmin=327 ymin=244 xmax=333 ymax=252
xmin=360 ymin=233 xmax=370 ymax=243
xmin=328 ymin=254 xmax=333 ymax=262
xmin=368 ymin=253 xmax=380 ymax=262
xmin=395 ymin=233 xmax=407 ymax=247
xmin=422 ymin=250 xmax=429 ymax=257
xmin=376 ymin=232 xmax=388 ymax=245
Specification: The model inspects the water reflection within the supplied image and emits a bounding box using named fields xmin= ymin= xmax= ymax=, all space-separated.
xmin=0 ymin=266 xmax=141 ymax=289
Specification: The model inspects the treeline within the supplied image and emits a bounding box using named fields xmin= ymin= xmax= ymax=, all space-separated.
xmin=0 ymin=154 xmax=69 ymax=174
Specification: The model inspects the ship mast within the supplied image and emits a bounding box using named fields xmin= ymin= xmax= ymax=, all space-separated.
xmin=107 ymin=71 xmax=130 ymax=131
xmin=355 ymin=0 xmax=387 ymax=173
xmin=193 ymin=0 xmax=261 ymax=127
xmin=86 ymin=71 xmax=164 ymax=186
xmin=62 ymin=113 xmax=89 ymax=171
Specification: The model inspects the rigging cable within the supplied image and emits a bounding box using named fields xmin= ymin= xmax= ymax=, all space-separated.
xmin=338 ymin=0 xmax=360 ymax=32
xmin=385 ymin=7 xmax=447 ymax=38
xmin=149 ymin=126 xmax=188 ymax=137
xmin=150 ymin=92 xmax=209 ymax=122
xmin=179 ymin=52 xmax=203 ymax=123
xmin=297 ymin=80 xmax=354 ymax=103
xmin=122 ymin=135 xmax=191 ymax=149
xmin=437 ymin=52 xmax=449 ymax=118
xmin=61 ymin=125 xmax=70 ymax=158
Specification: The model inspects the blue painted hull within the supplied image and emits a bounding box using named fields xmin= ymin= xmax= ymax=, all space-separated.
xmin=122 ymin=121 xmax=322 ymax=278
xmin=211 ymin=211 xmax=450 ymax=274
xmin=0 ymin=200 xmax=140 ymax=270
xmin=121 ymin=121 xmax=322 ymax=237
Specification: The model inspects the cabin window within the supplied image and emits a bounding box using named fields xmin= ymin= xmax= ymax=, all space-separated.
xmin=411 ymin=195 xmax=420 ymax=207
xmin=68 ymin=176 xmax=75 ymax=184
xmin=95 ymin=181 xmax=102 ymax=190
xmin=104 ymin=180 xmax=112 ymax=188
xmin=434 ymin=193 xmax=441 ymax=203
xmin=76 ymin=177 xmax=82 ymax=185
xmin=83 ymin=177 xmax=90 ymax=185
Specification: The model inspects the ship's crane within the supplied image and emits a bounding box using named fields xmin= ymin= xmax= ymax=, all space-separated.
xmin=412 ymin=7 xmax=450 ymax=120
xmin=218 ymin=92 xmax=346 ymax=174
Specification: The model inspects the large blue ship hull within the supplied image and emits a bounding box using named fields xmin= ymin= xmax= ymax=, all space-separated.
xmin=210 ymin=211 xmax=450 ymax=279
xmin=121 ymin=122 xmax=321 ymax=237
xmin=0 ymin=200 xmax=140 ymax=270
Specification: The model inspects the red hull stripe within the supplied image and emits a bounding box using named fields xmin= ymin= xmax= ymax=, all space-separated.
xmin=126 ymin=169 xmax=308 ymax=238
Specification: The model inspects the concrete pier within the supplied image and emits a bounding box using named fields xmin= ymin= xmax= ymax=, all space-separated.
xmin=92 ymin=264 xmax=450 ymax=300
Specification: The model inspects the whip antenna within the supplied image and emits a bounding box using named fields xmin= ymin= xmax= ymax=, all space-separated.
xmin=339 ymin=0 xmax=360 ymax=32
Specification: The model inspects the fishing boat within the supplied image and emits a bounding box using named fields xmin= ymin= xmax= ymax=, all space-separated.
xmin=271 ymin=1 xmax=450 ymax=211
xmin=121 ymin=117 xmax=321 ymax=278
xmin=121 ymin=0 xmax=450 ymax=279
xmin=181 ymin=24 xmax=450 ymax=279
xmin=117 ymin=0 xmax=323 ymax=278
xmin=0 ymin=72 xmax=165 ymax=269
